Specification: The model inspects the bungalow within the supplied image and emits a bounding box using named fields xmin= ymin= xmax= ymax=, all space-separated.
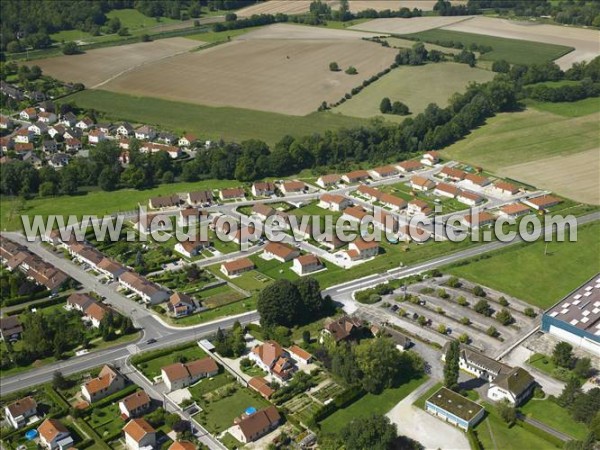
xmin=491 ymin=181 xmax=520 ymax=196
xmin=288 ymin=345 xmax=313 ymax=364
xmin=65 ymin=138 xmax=82 ymax=152
xmin=426 ymin=387 xmax=484 ymax=431
xmin=434 ymin=182 xmax=460 ymax=199
xmin=280 ymin=180 xmax=306 ymax=194
xmin=319 ymin=193 xmax=351 ymax=212
xmin=320 ymin=316 xmax=363 ymax=343
xmin=38 ymin=418 xmax=73 ymax=450
xmin=148 ymin=194 xmax=181 ymax=209
xmin=371 ymin=165 xmax=398 ymax=179
xmin=161 ymin=357 xmax=219 ymax=391
xmin=60 ymin=112 xmax=77 ymax=127
xmin=342 ymin=170 xmax=370 ymax=184
xmin=20 ymin=107 xmax=37 ymax=121
xmin=229 ymin=406 xmax=281 ymax=444
xmin=264 ymin=242 xmax=299 ymax=262
xmin=249 ymin=341 xmax=295 ymax=381
xmin=221 ymin=258 xmax=255 ymax=277
xmin=421 ymin=150 xmax=440 ymax=166
xmin=134 ymin=125 xmax=156 ymax=141
xmin=48 ymin=124 xmax=66 ymax=139
xmin=167 ymin=292 xmax=197 ymax=317
xmin=38 ymin=111 xmax=57 ymax=124
xmin=457 ymin=191 xmax=484 ymax=206
xmin=248 ymin=376 xmax=275 ymax=400
xmin=357 ymin=184 xmax=382 ymax=201
xmin=380 ymin=193 xmax=407 ymax=211
xmin=15 ymin=128 xmax=35 ymax=143
xmin=396 ymin=160 xmax=422 ymax=173
xmin=187 ymin=190 xmax=214 ymax=206
xmin=81 ymin=365 xmax=126 ymax=403
xmin=0 ymin=316 xmax=23 ymax=341
xmin=464 ymin=173 xmax=491 ymax=188
xmin=346 ymin=238 xmax=379 ymax=261
xmin=116 ymin=122 xmax=134 ymax=137
xmin=76 ymin=117 xmax=94 ymax=130
xmin=488 ymin=366 xmax=535 ymax=406
xmin=293 ymin=254 xmax=322 ymax=275
xmin=177 ymin=207 xmax=208 ymax=227
xmin=119 ymin=271 xmax=170 ymax=305
xmin=252 ymin=204 xmax=275 ymax=220
xmin=123 ymin=418 xmax=156 ymax=450
xmin=499 ymin=203 xmax=530 ymax=218
xmin=119 ymin=391 xmax=151 ymax=419
xmin=220 ymin=187 xmax=246 ymax=201
xmin=407 ymin=199 xmax=432 ymax=216
xmin=178 ymin=133 xmax=197 ymax=148
xmin=523 ymin=195 xmax=562 ymax=211
xmin=438 ymin=167 xmax=466 ymax=181
xmin=251 ymin=182 xmax=275 ymax=197
xmin=88 ymin=129 xmax=106 ymax=145
xmin=343 ymin=205 xmax=369 ymax=222
xmin=5 ymin=396 xmax=37 ymax=429
xmin=174 ymin=239 xmax=210 ymax=258
xmin=317 ymin=174 xmax=341 ymax=188
xmin=463 ymin=211 xmax=495 ymax=228
xmin=410 ymin=176 xmax=436 ymax=191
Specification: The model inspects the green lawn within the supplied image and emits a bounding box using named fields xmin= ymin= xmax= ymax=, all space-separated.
xmin=319 ymin=376 xmax=427 ymax=435
xmin=85 ymin=402 xmax=126 ymax=439
xmin=402 ymin=29 xmax=573 ymax=65
xmin=194 ymin=387 xmax=270 ymax=434
xmin=443 ymin=104 xmax=600 ymax=171
xmin=520 ymin=398 xmax=588 ymax=440
xmin=475 ymin=403 xmax=560 ymax=450
xmin=189 ymin=372 xmax=235 ymax=398
xmin=172 ymin=296 xmax=257 ymax=326
xmin=447 ymin=221 xmax=600 ymax=309
xmin=335 ymin=62 xmax=494 ymax=121
xmin=135 ymin=344 xmax=206 ymax=379
xmin=106 ymin=9 xmax=178 ymax=32
xmin=527 ymin=96 xmax=600 ymax=118
xmin=64 ymin=89 xmax=368 ymax=146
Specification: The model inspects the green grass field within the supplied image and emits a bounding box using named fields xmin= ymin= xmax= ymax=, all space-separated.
xmin=335 ymin=62 xmax=494 ymax=121
xmin=106 ymin=9 xmax=178 ymax=32
xmin=447 ymin=221 xmax=600 ymax=309
xmin=520 ymin=398 xmax=588 ymax=440
xmin=526 ymin=96 xmax=600 ymax=118
xmin=185 ymin=27 xmax=257 ymax=43
xmin=64 ymin=90 xmax=368 ymax=146
xmin=443 ymin=104 xmax=600 ymax=171
xmin=319 ymin=376 xmax=427 ymax=435
xmin=402 ymin=29 xmax=573 ymax=65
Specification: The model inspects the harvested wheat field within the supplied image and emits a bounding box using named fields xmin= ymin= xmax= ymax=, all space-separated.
xmin=346 ymin=1 xmax=467 ymax=13
xmin=237 ymin=0 xmax=336 ymax=17
xmin=32 ymin=38 xmax=201 ymax=88
xmin=100 ymin=24 xmax=397 ymax=115
xmin=236 ymin=22 xmax=377 ymax=40
xmin=500 ymin=149 xmax=600 ymax=205
xmin=440 ymin=16 xmax=600 ymax=69
xmin=350 ymin=16 xmax=472 ymax=34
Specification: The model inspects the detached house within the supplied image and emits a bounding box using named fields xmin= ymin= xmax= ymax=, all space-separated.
xmin=252 ymin=204 xmax=275 ymax=220
xmin=60 ymin=112 xmax=77 ymax=127
xmin=317 ymin=174 xmax=341 ymax=188
xmin=371 ymin=165 xmax=398 ymax=179
xmin=220 ymin=187 xmax=245 ymax=201
xmin=230 ymin=406 xmax=281 ymax=444
xmin=346 ymin=239 xmax=379 ymax=261
xmin=81 ymin=365 xmax=126 ymax=403
xmin=88 ymin=129 xmax=106 ymax=145
xmin=319 ymin=193 xmax=351 ymax=212
xmin=263 ymin=242 xmax=299 ymax=262
xmin=523 ymin=195 xmax=562 ymax=211
xmin=463 ymin=211 xmax=495 ymax=228
xmin=38 ymin=418 xmax=73 ymax=450
xmin=177 ymin=207 xmax=208 ymax=227
xmin=434 ymin=182 xmax=460 ymax=199
xmin=65 ymin=138 xmax=82 ymax=152
xmin=187 ymin=190 xmax=214 ymax=207
xmin=148 ymin=194 xmax=181 ymax=209
xmin=488 ymin=367 xmax=535 ymax=406
xmin=380 ymin=193 xmax=407 ymax=211
xmin=320 ymin=316 xmax=363 ymax=343
xmin=116 ymin=122 xmax=134 ymax=137
xmin=0 ymin=316 xmax=23 ymax=341
xmin=178 ymin=133 xmax=197 ymax=148
xmin=174 ymin=239 xmax=210 ymax=258
xmin=407 ymin=199 xmax=432 ymax=216
xmin=293 ymin=254 xmax=322 ymax=275
xmin=410 ymin=175 xmax=436 ymax=191
xmin=167 ymin=292 xmax=197 ymax=317
xmin=119 ymin=391 xmax=151 ymax=419
xmin=20 ymin=107 xmax=37 ymax=121
xmin=249 ymin=341 xmax=295 ymax=381
xmin=396 ymin=160 xmax=422 ymax=173
xmin=48 ymin=124 xmax=66 ymax=139
xmin=280 ymin=180 xmax=306 ymax=194
xmin=492 ymin=181 xmax=520 ymax=197
xmin=421 ymin=151 xmax=440 ymax=166
xmin=221 ymin=258 xmax=255 ymax=277
xmin=123 ymin=418 xmax=156 ymax=450
xmin=76 ymin=117 xmax=94 ymax=130
xmin=457 ymin=191 xmax=484 ymax=206
xmin=438 ymin=167 xmax=466 ymax=181
xmin=5 ymin=396 xmax=37 ymax=429
xmin=464 ymin=173 xmax=491 ymax=188
xmin=135 ymin=125 xmax=156 ymax=141
xmin=342 ymin=170 xmax=369 ymax=184
xmin=38 ymin=111 xmax=57 ymax=124
xmin=161 ymin=357 xmax=219 ymax=391
xmin=15 ymin=128 xmax=34 ymax=143
xmin=251 ymin=181 xmax=275 ymax=197
xmin=499 ymin=203 xmax=530 ymax=218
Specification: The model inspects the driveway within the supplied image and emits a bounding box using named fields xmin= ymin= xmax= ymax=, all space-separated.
xmin=386 ymin=379 xmax=469 ymax=450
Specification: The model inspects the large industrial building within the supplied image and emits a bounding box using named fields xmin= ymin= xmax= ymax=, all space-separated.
xmin=541 ymin=273 xmax=600 ymax=356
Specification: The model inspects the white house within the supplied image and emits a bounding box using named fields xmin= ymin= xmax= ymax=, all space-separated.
xmin=161 ymin=358 xmax=219 ymax=392
xmin=5 ymin=396 xmax=37 ymax=429
xmin=317 ymin=174 xmax=341 ymax=188
xmin=420 ymin=151 xmax=440 ymax=166
xmin=251 ymin=182 xmax=275 ymax=197
xmin=81 ymin=365 xmax=126 ymax=403
xmin=119 ymin=391 xmax=152 ymax=419
xmin=15 ymin=128 xmax=34 ymax=143
xmin=410 ymin=176 xmax=435 ymax=191
xmin=318 ymin=193 xmax=350 ymax=212
xmin=457 ymin=191 xmax=484 ymax=206
xmin=249 ymin=341 xmax=295 ymax=381
xmin=28 ymin=122 xmax=48 ymax=136
xmin=488 ymin=367 xmax=535 ymax=406
xmin=229 ymin=406 xmax=281 ymax=444
xmin=292 ymin=254 xmax=322 ymax=275
xmin=20 ymin=107 xmax=37 ymax=121
xmin=38 ymin=419 xmax=73 ymax=450
xmin=88 ymin=129 xmax=106 ymax=145
xmin=75 ymin=117 xmax=94 ymax=130
xmin=123 ymin=418 xmax=156 ymax=450
xmin=346 ymin=239 xmax=379 ymax=261
xmin=38 ymin=111 xmax=57 ymax=124
xmin=135 ymin=125 xmax=156 ymax=141
xmin=288 ymin=345 xmax=313 ymax=365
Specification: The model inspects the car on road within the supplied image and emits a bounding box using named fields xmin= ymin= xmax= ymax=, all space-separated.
xmin=145 ymin=338 xmax=157 ymax=345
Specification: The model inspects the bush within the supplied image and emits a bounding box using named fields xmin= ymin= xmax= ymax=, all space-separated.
xmin=437 ymin=288 xmax=449 ymax=299
xmin=460 ymin=317 xmax=470 ymax=325
xmin=447 ymin=277 xmax=461 ymax=288
xmin=486 ymin=326 xmax=498 ymax=337
xmin=329 ymin=61 xmax=340 ymax=71
xmin=457 ymin=296 xmax=468 ymax=306
xmin=345 ymin=66 xmax=358 ymax=75
xmin=458 ymin=333 xmax=470 ymax=344
xmin=495 ymin=308 xmax=514 ymax=326
xmin=474 ymin=299 xmax=493 ymax=317
xmin=62 ymin=41 xmax=80 ymax=55
xmin=498 ymin=296 xmax=509 ymax=307
xmin=437 ymin=324 xmax=447 ymax=334
xmin=472 ymin=285 xmax=486 ymax=297
xmin=524 ymin=307 xmax=536 ymax=318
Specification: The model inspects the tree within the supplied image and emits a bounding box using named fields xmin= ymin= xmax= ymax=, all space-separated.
xmin=524 ymin=307 xmax=536 ymax=318
xmin=417 ymin=315 xmax=427 ymax=326
xmin=498 ymin=296 xmax=509 ymax=306
xmin=458 ymin=333 xmax=469 ymax=344
xmin=225 ymin=12 xmax=237 ymax=21
xmin=391 ymin=101 xmax=410 ymax=116
xmin=52 ymin=371 xmax=69 ymax=390
xmin=492 ymin=59 xmax=510 ymax=73
xmin=329 ymin=61 xmax=340 ymax=71
xmin=302 ymin=330 xmax=311 ymax=345
xmin=337 ymin=415 xmax=398 ymax=450
xmin=437 ymin=324 xmax=447 ymax=334
xmin=354 ymin=337 xmax=401 ymax=393
xmin=553 ymin=341 xmax=574 ymax=369
xmin=62 ymin=42 xmax=80 ymax=55
xmin=474 ymin=299 xmax=492 ymax=316
xmin=486 ymin=326 xmax=498 ymax=337
xmin=557 ymin=376 xmax=581 ymax=408
xmin=345 ymin=66 xmax=358 ymax=75
xmin=380 ymin=97 xmax=392 ymax=114
xmin=472 ymin=285 xmax=486 ymax=297
xmin=443 ymin=340 xmax=460 ymax=391
xmin=573 ymin=357 xmax=592 ymax=379
xmin=257 ymin=279 xmax=303 ymax=327
xmin=497 ymin=400 xmax=517 ymax=426
xmin=495 ymin=308 xmax=514 ymax=326
xmin=571 ymin=388 xmax=600 ymax=424
xmin=457 ymin=296 xmax=468 ymax=306
xmin=294 ymin=277 xmax=329 ymax=318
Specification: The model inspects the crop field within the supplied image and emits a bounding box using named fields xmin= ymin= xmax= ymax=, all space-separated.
xmin=403 ymin=28 xmax=573 ymax=65
xmin=334 ymin=62 xmax=494 ymax=120
xmin=99 ymin=24 xmax=396 ymax=115
xmin=384 ymin=36 xmax=462 ymax=54
xmin=236 ymin=0 xmax=332 ymax=16
xmin=350 ymin=16 xmax=472 ymax=34
xmin=32 ymin=38 xmax=201 ymax=88
xmin=501 ymin=148 xmax=599 ymax=205
xmin=440 ymin=16 xmax=600 ymax=69
xmin=346 ymin=1 xmax=467 ymax=12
